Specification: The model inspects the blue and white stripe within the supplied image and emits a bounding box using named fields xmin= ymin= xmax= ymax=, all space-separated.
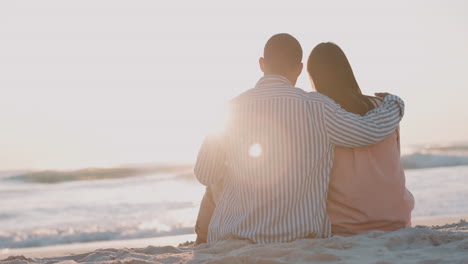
xmin=195 ymin=75 xmax=404 ymax=244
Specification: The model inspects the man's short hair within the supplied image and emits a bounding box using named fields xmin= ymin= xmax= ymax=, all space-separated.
xmin=263 ymin=33 xmax=303 ymax=75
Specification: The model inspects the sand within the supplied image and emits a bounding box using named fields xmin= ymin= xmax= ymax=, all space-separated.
xmin=2 ymin=217 xmax=467 ymax=264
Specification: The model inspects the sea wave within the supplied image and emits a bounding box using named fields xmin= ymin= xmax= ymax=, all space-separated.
xmin=401 ymin=153 xmax=468 ymax=169
xmin=417 ymin=144 xmax=468 ymax=154
xmin=401 ymin=142 xmax=468 ymax=169
xmin=0 ymin=224 xmax=194 ymax=249
xmin=5 ymin=144 xmax=468 ymax=183
xmin=6 ymin=165 xmax=193 ymax=184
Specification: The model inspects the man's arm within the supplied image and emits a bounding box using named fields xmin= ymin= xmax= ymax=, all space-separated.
xmin=323 ymin=94 xmax=404 ymax=147
xmin=194 ymin=134 xmax=226 ymax=186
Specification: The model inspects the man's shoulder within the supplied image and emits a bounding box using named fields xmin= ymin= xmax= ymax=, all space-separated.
xmin=305 ymin=91 xmax=334 ymax=103
xmin=304 ymin=91 xmax=341 ymax=111
xmin=231 ymin=87 xmax=331 ymax=105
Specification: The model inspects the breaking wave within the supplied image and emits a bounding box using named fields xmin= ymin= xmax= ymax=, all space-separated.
xmin=401 ymin=153 xmax=468 ymax=169
xmin=0 ymin=221 xmax=194 ymax=249
xmin=7 ymin=165 xmax=194 ymax=184
xmin=401 ymin=142 xmax=468 ymax=169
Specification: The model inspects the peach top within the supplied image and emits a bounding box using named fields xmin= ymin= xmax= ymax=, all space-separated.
xmin=327 ymin=98 xmax=414 ymax=235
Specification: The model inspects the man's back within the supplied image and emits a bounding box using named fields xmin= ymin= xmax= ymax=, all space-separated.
xmin=211 ymin=76 xmax=333 ymax=243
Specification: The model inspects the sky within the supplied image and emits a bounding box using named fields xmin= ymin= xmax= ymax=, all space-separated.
xmin=0 ymin=0 xmax=467 ymax=170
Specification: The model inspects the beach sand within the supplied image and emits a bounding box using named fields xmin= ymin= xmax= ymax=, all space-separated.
xmin=2 ymin=216 xmax=467 ymax=264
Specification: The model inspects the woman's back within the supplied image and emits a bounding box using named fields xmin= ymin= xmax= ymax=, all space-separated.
xmin=327 ymin=98 xmax=414 ymax=235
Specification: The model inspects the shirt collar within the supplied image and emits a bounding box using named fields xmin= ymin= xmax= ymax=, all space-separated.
xmin=255 ymin=75 xmax=294 ymax=88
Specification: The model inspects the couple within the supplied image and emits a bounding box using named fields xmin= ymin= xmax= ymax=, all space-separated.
xmin=194 ymin=33 xmax=414 ymax=244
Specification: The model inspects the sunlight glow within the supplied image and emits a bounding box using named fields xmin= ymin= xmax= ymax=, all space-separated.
xmin=208 ymin=105 xmax=231 ymax=135
xmin=0 ymin=1 xmax=467 ymax=170
xmin=249 ymin=143 xmax=262 ymax=158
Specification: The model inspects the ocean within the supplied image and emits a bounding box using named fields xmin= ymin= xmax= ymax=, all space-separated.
xmin=1 ymin=144 xmax=468 ymax=250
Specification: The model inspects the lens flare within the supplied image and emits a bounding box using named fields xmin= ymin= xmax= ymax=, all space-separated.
xmin=209 ymin=105 xmax=231 ymax=135
xmin=249 ymin=143 xmax=262 ymax=158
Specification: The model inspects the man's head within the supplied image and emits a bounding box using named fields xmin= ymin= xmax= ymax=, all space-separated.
xmin=259 ymin=33 xmax=303 ymax=85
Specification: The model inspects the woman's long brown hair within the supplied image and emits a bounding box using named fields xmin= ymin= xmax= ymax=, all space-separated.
xmin=307 ymin=42 xmax=375 ymax=116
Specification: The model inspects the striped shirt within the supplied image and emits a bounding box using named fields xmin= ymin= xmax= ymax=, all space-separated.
xmin=194 ymin=75 xmax=405 ymax=244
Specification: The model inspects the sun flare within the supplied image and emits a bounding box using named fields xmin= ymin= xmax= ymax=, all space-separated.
xmin=207 ymin=104 xmax=231 ymax=135
xmin=249 ymin=143 xmax=262 ymax=158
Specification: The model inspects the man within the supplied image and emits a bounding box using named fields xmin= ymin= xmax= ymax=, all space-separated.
xmin=194 ymin=33 xmax=405 ymax=244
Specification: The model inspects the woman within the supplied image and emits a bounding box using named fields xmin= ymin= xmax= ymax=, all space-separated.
xmin=307 ymin=42 xmax=414 ymax=235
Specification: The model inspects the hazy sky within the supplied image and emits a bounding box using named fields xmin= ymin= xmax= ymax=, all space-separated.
xmin=0 ymin=0 xmax=467 ymax=170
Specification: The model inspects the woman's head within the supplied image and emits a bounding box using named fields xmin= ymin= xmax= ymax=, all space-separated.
xmin=307 ymin=42 xmax=373 ymax=115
